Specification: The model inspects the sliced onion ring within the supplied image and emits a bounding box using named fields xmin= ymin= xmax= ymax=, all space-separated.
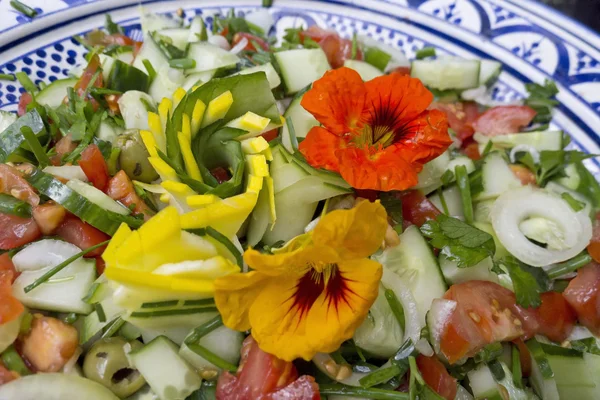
xmin=491 ymin=186 xmax=592 ymax=266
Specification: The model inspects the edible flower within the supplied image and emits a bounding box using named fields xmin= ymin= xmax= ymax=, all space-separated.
xmin=214 ymin=200 xmax=387 ymax=361
xmin=299 ymin=67 xmax=452 ymax=191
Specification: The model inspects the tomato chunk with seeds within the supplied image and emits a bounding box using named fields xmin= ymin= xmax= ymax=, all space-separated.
xmin=106 ymin=170 xmax=153 ymax=220
xmin=55 ymin=216 xmax=109 ymax=257
xmin=534 ymin=291 xmax=577 ymax=343
xmin=472 ymin=105 xmax=536 ymax=136
xmin=397 ymin=190 xmax=441 ymax=227
xmin=563 ymin=262 xmax=600 ymax=336
xmin=78 ymin=144 xmax=110 ymax=191
xmin=0 ymin=213 xmax=41 ymax=250
xmin=416 ymin=354 xmax=457 ymax=400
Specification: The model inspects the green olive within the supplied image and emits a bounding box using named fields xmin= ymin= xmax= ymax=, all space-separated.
xmin=83 ymin=337 xmax=146 ymax=398
xmin=114 ymin=130 xmax=159 ymax=183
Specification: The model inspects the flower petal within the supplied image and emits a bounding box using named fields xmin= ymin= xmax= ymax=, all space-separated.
xmin=244 ymin=234 xmax=314 ymax=276
xmin=298 ymin=126 xmax=343 ymax=172
xmin=300 ymin=67 xmax=366 ymax=135
xmin=313 ymin=200 xmax=387 ymax=260
xmin=214 ymin=271 xmax=271 ymax=331
xmin=363 ymin=74 xmax=433 ymax=130
xmin=248 ymin=259 xmax=382 ymax=361
xmin=337 ymin=145 xmax=419 ymax=191
xmin=394 ymin=109 xmax=452 ymax=166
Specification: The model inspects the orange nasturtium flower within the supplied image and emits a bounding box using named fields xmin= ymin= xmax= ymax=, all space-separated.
xmin=299 ymin=67 xmax=452 ymax=191
xmin=214 ymin=200 xmax=388 ymax=361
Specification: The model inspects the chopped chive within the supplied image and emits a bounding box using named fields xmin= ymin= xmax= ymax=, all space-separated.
xmin=351 ymin=339 xmax=366 ymax=362
xmin=436 ymin=187 xmax=450 ymax=215
xmin=0 ymin=74 xmax=15 ymax=82
xmin=1 ymin=345 xmax=31 ymax=376
xmin=63 ymin=312 xmax=78 ymax=325
xmin=107 ymin=147 xmax=121 ymax=176
xmin=286 ymin=116 xmax=298 ymax=151
xmin=10 ymin=0 xmax=37 ymax=18
xmin=185 ymin=315 xmax=223 ymax=344
xmin=183 ymin=298 xmax=216 ymax=307
xmin=24 ymin=240 xmax=110 ymax=293
xmin=19 ymin=313 xmax=32 ymax=335
xmin=359 ymin=365 xmax=402 ymax=388
xmin=141 ymin=300 xmax=180 ymax=309
xmin=512 ymin=344 xmax=523 ymax=388
xmin=547 ymin=252 xmax=592 ymax=279
xmin=262 ymin=0 xmax=273 ymax=7
xmin=415 ymin=46 xmax=436 ymax=60
xmin=142 ymin=59 xmax=157 ymax=82
xmin=95 ymin=303 xmax=107 ymax=323
xmin=364 ymin=47 xmax=392 ymax=71
xmin=15 ymin=71 xmax=37 ymax=94
xmin=130 ymin=307 xmax=218 ymax=318
xmin=66 ymin=87 xmax=77 ymax=112
xmin=319 ymin=384 xmax=409 ymax=399
xmin=21 ymin=126 xmax=51 ymax=167
xmin=0 ymin=193 xmax=31 ymax=218
xmin=186 ymin=227 xmax=243 ymax=268
xmin=561 ymin=192 xmax=585 ymax=212
xmin=198 ymin=18 xmax=208 ymax=42
xmin=90 ymin=87 xmax=122 ymax=96
xmin=169 ymin=58 xmax=196 ymax=70
xmin=455 ymin=165 xmax=473 ymax=224
xmin=330 ymin=350 xmax=347 ymax=365
xmin=102 ymin=317 xmax=125 ymax=338
xmin=186 ymin=343 xmax=238 ymax=372
xmin=384 ymin=289 xmax=405 ymax=332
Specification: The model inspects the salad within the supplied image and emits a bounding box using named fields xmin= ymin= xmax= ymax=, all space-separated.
xmin=0 ymin=2 xmax=599 ymax=400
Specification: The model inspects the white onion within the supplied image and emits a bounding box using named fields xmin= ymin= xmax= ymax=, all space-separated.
xmin=510 ymin=144 xmax=540 ymax=164
xmin=491 ymin=186 xmax=592 ymax=266
xmin=460 ymin=85 xmax=487 ymax=101
xmin=12 ymin=239 xmax=81 ymax=272
xmin=244 ymin=9 xmax=275 ymax=34
xmin=43 ymin=166 xmax=88 ymax=182
xmin=229 ymin=37 xmax=248 ymax=55
xmin=381 ymin=268 xmax=422 ymax=344
xmin=208 ymin=35 xmax=230 ymax=50
xmin=415 ymin=338 xmax=434 ymax=357
xmin=428 ymin=299 xmax=457 ymax=355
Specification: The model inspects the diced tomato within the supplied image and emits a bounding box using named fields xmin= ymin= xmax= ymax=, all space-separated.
xmin=472 ymin=105 xmax=537 ymax=137
xmin=0 ymin=213 xmax=41 ymax=250
xmin=55 ymin=216 xmax=109 ymax=257
xmin=50 ymin=134 xmax=78 ymax=166
xmin=462 ymin=140 xmax=481 ymax=161
xmin=232 ymin=32 xmax=269 ymax=52
xmin=430 ymin=102 xmax=480 ymax=141
xmin=0 ymin=361 xmax=17 ymax=385
xmin=211 ymin=167 xmax=232 ymax=184
xmin=299 ymin=26 xmax=335 ymax=43
xmin=416 ymin=355 xmax=457 ymax=400
xmin=102 ymin=33 xmax=135 ymax=46
xmin=32 ymin=202 xmax=66 ymax=236
xmin=94 ymin=256 xmax=106 ymax=275
xmin=512 ymin=339 xmax=532 ymax=378
xmin=397 ymin=190 xmax=441 ymax=227
xmin=588 ymin=213 xmax=600 ymax=263
xmin=563 ymin=262 xmax=600 ymax=336
xmin=0 ymin=164 xmax=39 ymax=206
xmin=73 ymin=54 xmax=103 ymax=98
xmin=106 ymin=170 xmax=153 ymax=220
xmin=216 ymin=336 xmax=320 ymax=400
xmin=440 ymin=281 xmax=538 ymax=364
xmin=533 ymin=292 xmax=577 ymax=343
xmin=510 ymin=165 xmax=537 ymax=186
xmin=300 ymin=25 xmax=362 ymax=69
xmin=0 ymin=254 xmax=17 ymax=282
xmin=17 ymin=93 xmax=33 ymax=116
xmin=0 ymin=270 xmax=24 ymax=324
xmin=78 ymin=144 xmax=110 ymax=191
xmin=389 ymin=66 xmax=411 ymax=76
xmin=260 ymin=129 xmax=279 ymax=142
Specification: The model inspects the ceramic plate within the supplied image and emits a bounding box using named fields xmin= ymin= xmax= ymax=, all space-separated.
xmin=0 ymin=0 xmax=598 ymax=176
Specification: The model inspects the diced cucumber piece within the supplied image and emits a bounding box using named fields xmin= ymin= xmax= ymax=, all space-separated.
xmin=187 ymin=42 xmax=239 ymax=74
xmin=115 ymin=51 xmax=134 ymax=65
xmin=36 ymin=78 xmax=78 ymax=109
xmin=182 ymin=70 xmax=216 ymax=91
xmin=493 ymin=362 xmax=532 ymax=400
xmin=472 ymin=221 xmax=510 ymax=260
xmin=97 ymin=119 xmax=124 ymax=143
xmin=124 ymin=309 xmax=218 ymax=332
xmin=473 ymin=199 xmax=495 ymax=224
xmin=179 ymin=325 xmax=243 ymax=370
xmin=455 ymin=385 xmax=475 ymax=400
xmin=83 ymin=275 xmax=110 ymax=304
xmin=118 ymin=91 xmax=155 ymax=130
xmin=343 ymin=59 xmax=384 ymax=81
xmin=281 ymin=93 xmax=319 ymax=153
xmin=274 ymin=48 xmax=331 ymax=95
xmin=132 ymin=35 xmax=169 ymax=76
xmin=67 ymin=179 xmax=130 ymax=215
xmin=130 ymin=336 xmax=202 ymax=400
xmin=109 ymin=60 xmax=150 ymax=93
xmin=545 ymin=181 xmax=592 ymax=216
xmin=43 ymin=165 xmax=88 ymax=182
xmin=415 ymin=150 xmax=451 ymax=193
xmin=139 ymin=326 xmax=195 ymax=346
xmin=556 ymin=163 xmax=580 ymax=190
xmin=126 ymin=385 xmax=159 ymax=400
xmin=541 ymin=345 xmax=600 ymax=399
xmin=474 ymin=130 xmax=563 ymax=152
xmin=429 ymin=185 xmax=463 ymax=218
xmin=148 ymin=66 xmax=185 ymax=103
xmin=439 ymin=255 xmax=498 ymax=285
xmin=411 ymin=57 xmax=480 ymax=91
xmin=236 ymin=62 xmax=281 ymax=89
xmin=475 ymin=152 xmax=522 ymax=201
xmin=141 ymin=12 xmax=180 ymax=35
xmin=156 ymin=28 xmax=190 ymax=51
xmin=479 ymin=59 xmax=502 ymax=87
xmin=80 ymin=296 xmax=124 ymax=344
xmin=526 ymin=338 xmax=560 ymax=400
xmin=447 ymin=156 xmax=475 ymax=175
xmin=120 ymin=322 xmax=143 ymax=341
xmin=0 ymin=373 xmax=119 ymax=400
xmin=0 ymin=312 xmax=23 ymax=353
xmin=358 ymin=34 xmax=410 ymax=72
xmin=467 ymin=363 xmax=504 ymax=400
xmin=98 ymin=54 xmax=116 ymax=83
xmin=372 ymin=225 xmax=446 ymax=325
xmin=0 ymin=111 xmax=17 ymax=134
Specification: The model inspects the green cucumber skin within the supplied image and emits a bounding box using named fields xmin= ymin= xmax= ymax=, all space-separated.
xmin=0 ymin=110 xmax=46 ymax=163
xmin=109 ymin=60 xmax=150 ymax=93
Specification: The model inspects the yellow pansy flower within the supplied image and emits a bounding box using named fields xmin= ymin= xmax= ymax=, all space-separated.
xmin=214 ymin=200 xmax=388 ymax=361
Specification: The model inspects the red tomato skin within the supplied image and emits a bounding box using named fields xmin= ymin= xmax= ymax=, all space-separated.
xmin=0 ymin=270 xmax=24 ymax=324
xmin=55 ymin=216 xmax=109 ymax=257
xmin=0 ymin=213 xmax=41 ymax=250
xmin=0 ymin=253 xmax=17 ymax=282
xmin=94 ymin=257 xmax=106 ymax=275
xmin=232 ymin=33 xmax=269 ymax=52
xmin=390 ymin=66 xmax=411 ymax=76
xmin=533 ymin=292 xmax=577 ymax=343
xmin=211 ymin=167 xmax=232 ymax=184
xmin=462 ymin=141 xmax=481 ymax=161
xmin=472 ymin=105 xmax=536 ymax=137
xmin=416 ymin=355 xmax=457 ymax=400
xmin=78 ymin=144 xmax=110 ymax=191
xmin=430 ymin=102 xmax=479 ymax=141
xmin=18 ymin=93 xmax=33 ymax=116
xmin=397 ymin=190 xmax=441 ymax=227
xmin=74 ymin=54 xmax=103 ymax=98
xmin=106 ymin=170 xmax=153 ymax=220
xmin=300 ymin=26 xmax=361 ymax=69
xmin=588 ymin=213 xmax=600 ymax=263
xmin=50 ymin=134 xmax=78 ymax=166
xmin=260 ymin=129 xmax=279 ymax=142
xmin=103 ymin=33 xmax=134 ymax=46
xmin=563 ymin=262 xmax=600 ymax=336
xmin=512 ymin=339 xmax=532 ymax=378
xmin=0 ymin=164 xmax=39 ymax=206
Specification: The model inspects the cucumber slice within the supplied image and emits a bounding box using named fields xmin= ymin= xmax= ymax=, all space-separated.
xmin=447 ymin=156 xmax=475 ymax=174
xmin=479 ymin=59 xmax=502 ymax=87
xmin=97 ymin=119 xmax=124 ymax=143
xmin=118 ymin=91 xmax=155 ymax=130
xmin=372 ymin=225 xmax=447 ymax=325
xmin=115 ymin=51 xmax=134 ymax=65
xmin=156 ymin=28 xmax=190 ymax=51
xmin=439 ymin=255 xmax=498 ymax=285
xmin=343 ymin=59 xmax=384 ymax=81
xmin=0 ymin=313 xmax=23 ymax=353
xmin=467 ymin=363 xmax=504 ymax=400
xmin=545 ymin=181 xmax=592 ymax=216
xmin=429 ymin=185 xmax=463 ymax=218
xmin=80 ymin=297 xmax=124 ymax=344
xmin=474 ymin=130 xmax=563 ymax=152
xmin=43 ymin=165 xmax=88 ymax=182
xmin=0 ymin=110 xmax=17 ymax=134
xmin=67 ymin=179 xmax=130 ymax=215
xmin=130 ymin=336 xmax=202 ymax=400
xmin=556 ymin=163 xmax=580 ymax=190
xmin=415 ymin=150 xmax=451 ymax=194
xmin=187 ymin=42 xmax=240 ymax=74
xmin=494 ymin=362 xmax=532 ymax=400
xmin=274 ymin=48 xmax=331 ymax=95
xmin=182 ymin=70 xmax=216 ymax=91
xmin=236 ymin=63 xmax=281 ymax=89
xmin=36 ymin=78 xmax=77 ymax=109
xmin=271 ymin=159 xmax=310 ymax=193
xmin=148 ymin=67 xmax=185 ymax=103
xmin=132 ymin=35 xmax=170 ymax=76
xmin=411 ymin=57 xmax=480 ymax=91
xmin=109 ymin=60 xmax=150 ymax=93
xmin=179 ymin=325 xmax=243 ymax=370
xmin=98 ymin=54 xmax=116 ymax=83
xmin=541 ymin=345 xmax=600 ymax=399
xmin=0 ymin=373 xmax=119 ymax=400
xmin=475 ymin=152 xmax=522 ymax=201
xmin=526 ymin=338 xmax=560 ymax=400
xmin=280 ymin=93 xmax=319 ymax=153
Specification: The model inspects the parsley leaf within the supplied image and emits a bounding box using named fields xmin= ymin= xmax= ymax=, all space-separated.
xmin=105 ymin=14 xmax=123 ymax=35
xmin=420 ymin=214 xmax=495 ymax=268
xmin=525 ymin=80 xmax=559 ymax=125
xmin=501 ymin=256 xmax=551 ymax=308
xmin=514 ymin=149 xmax=597 ymax=187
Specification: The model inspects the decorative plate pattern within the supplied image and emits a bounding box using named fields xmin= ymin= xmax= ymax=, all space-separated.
xmin=0 ymin=0 xmax=598 ymax=176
